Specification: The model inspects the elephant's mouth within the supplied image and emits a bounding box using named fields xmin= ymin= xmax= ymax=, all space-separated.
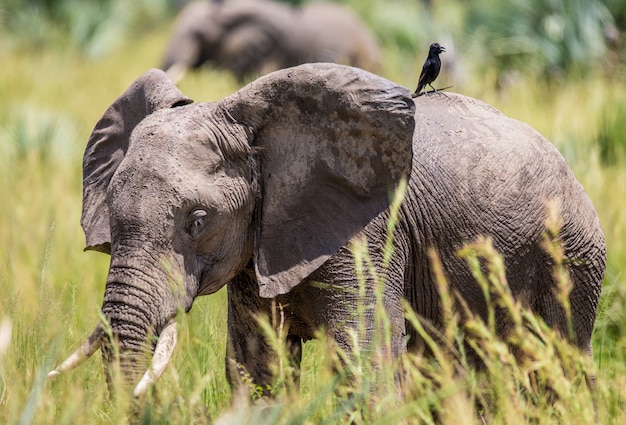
xmin=48 ymin=320 xmax=179 ymax=397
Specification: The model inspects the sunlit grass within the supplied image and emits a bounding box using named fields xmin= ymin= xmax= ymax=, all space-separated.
xmin=1 ymin=22 xmax=626 ymax=424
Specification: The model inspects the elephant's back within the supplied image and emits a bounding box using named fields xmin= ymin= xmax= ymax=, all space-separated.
xmin=406 ymin=92 xmax=605 ymax=295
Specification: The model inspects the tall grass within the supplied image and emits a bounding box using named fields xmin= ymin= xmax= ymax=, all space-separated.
xmin=1 ymin=11 xmax=626 ymax=424
xmin=148 ymin=196 xmax=606 ymax=425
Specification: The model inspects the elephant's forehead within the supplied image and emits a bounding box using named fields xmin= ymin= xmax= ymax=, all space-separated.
xmin=111 ymin=106 xmax=228 ymax=211
xmin=129 ymin=104 xmax=225 ymax=169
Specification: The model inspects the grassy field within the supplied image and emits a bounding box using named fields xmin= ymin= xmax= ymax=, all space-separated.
xmin=2 ymin=7 xmax=626 ymax=424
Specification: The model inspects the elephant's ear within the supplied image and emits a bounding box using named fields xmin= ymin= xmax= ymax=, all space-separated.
xmin=220 ymin=63 xmax=415 ymax=298
xmin=81 ymin=69 xmax=193 ymax=254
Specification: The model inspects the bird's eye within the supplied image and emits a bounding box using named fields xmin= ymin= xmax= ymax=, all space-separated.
xmin=187 ymin=209 xmax=208 ymax=238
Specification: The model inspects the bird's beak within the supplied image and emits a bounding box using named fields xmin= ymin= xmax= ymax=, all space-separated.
xmin=440 ymin=47 xmax=446 ymax=53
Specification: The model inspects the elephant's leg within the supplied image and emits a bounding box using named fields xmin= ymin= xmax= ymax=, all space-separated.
xmin=226 ymin=271 xmax=303 ymax=396
xmin=304 ymin=242 xmax=409 ymax=377
xmin=530 ymin=254 xmax=602 ymax=401
xmin=526 ymin=268 xmax=601 ymax=425
xmin=533 ymin=261 xmax=600 ymax=347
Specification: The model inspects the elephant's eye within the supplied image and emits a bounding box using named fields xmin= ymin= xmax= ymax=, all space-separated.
xmin=187 ymin=209 xmax=208 ymax=238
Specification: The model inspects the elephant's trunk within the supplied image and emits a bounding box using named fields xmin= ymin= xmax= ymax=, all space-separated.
xmin=49 ymin=248 xmax=187 ymax=395
xmin=48 ymin=305 xmax=178 ymax=397
xmin=100 ymin=260 xmax=179 ymax=394
xmin=100 ymin=300 xmax=151 ymax=393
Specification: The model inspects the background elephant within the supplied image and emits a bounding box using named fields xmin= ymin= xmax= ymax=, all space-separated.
xmin=50 ymin=63 xmax=605 ymax=398
xmin=295 ymin=2 xmax=381 ymax=71
xmin=161 ymin=0 xmax=381 ymax=82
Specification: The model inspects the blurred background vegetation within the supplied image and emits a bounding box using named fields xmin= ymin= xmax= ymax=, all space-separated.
xmin=1 ymin=0 xmax=626 ymax=423
xmin=2 ymin=0 xmax=624 ymax=77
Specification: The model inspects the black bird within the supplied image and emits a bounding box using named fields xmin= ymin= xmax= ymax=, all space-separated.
xmin=413 ymin=42 xmax=445 ymax=97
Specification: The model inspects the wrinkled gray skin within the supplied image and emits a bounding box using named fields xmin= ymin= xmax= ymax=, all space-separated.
xmin=71 ymin=63 xmax=604 ymax=395
xmin=161 ymin=0 xmax=381 ymax=82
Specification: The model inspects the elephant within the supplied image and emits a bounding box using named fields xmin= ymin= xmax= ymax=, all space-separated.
xmin=49 ymin=63 xmax=605 ymax=400
xmin=161 ymin=0 xmax=381 ymax=82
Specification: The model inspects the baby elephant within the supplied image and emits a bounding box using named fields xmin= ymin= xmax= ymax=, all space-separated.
xmin=50 ymin=63 xmax=604 ymax=400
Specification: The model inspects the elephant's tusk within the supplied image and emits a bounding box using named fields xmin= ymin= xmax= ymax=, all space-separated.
xmin=133 ymin=320 xmax=178 ymax=397
xmin=48 ymin=325 xmax=104 ymax=379
xmin=164 ymin=63 xmax=188 ymax=84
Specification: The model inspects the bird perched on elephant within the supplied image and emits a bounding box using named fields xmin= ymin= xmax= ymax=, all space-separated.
xmin=161 ymin=0 xmax=381 ymax=82
xmin=49 ymin=63 xmax=605 ymax=401
xmin=413 ymin=42 xmax=446 ymax=97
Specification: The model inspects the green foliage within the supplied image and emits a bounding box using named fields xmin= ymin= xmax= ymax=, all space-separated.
xmin=342 ymin=0 xmax=620 ymax=83
xmin=1 ymin=0 xmax=620 ymax=82
xmin=465 ymin=0 xmax=614 ymax=78
xmin=605 ymin=0 xmax=626 ymax=30
xmin=0 ymin=0 xmax=174 ymax=56
xmin=344 ymin=0 xmax=428 ymax=51
xmin=597 ymin=99 xmax=626 ymax=166
xmin=0 ymin=106 xmax=79 ymax=165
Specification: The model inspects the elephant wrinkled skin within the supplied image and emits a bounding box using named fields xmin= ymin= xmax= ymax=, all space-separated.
xmin=50 ymin=63 xmax=605 ymax=399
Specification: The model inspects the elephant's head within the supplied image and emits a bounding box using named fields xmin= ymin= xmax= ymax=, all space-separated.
xmin=162 ymin=0 xmax=301 ymax=82
xmin=49 ymin=63 xmax=415 ymax=395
